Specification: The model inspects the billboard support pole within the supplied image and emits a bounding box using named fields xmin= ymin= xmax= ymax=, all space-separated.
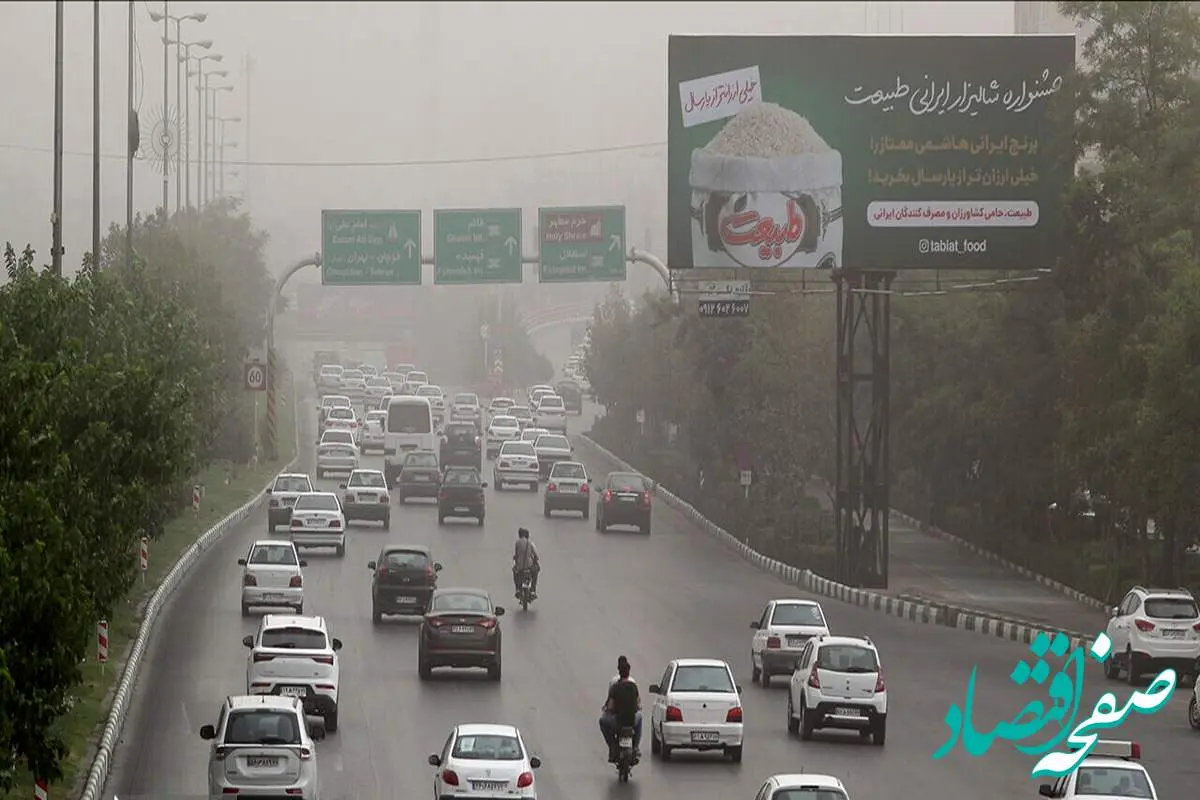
xmin=265 ymin=253 xmax=322 ymax=460
xmin=833 ymin=269 xmax=893 ymax=589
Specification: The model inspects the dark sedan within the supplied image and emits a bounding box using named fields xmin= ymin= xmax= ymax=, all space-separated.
xmin=368 ymin=545 xmax=442 ymax=622
xmin=554 ymin=380 xmax=584 ymax=415
xmin=596 ymin=471 xmax=653 ymax=534
xmin=396 ymin=450 xmax=442 ymax=502
xmin=437 ymin=467 xmax=488 ymax=525
xmin=418 ymin=587 xmax=505 ymax=681
xmin=440 ymin=422 xmax=483 ymax=470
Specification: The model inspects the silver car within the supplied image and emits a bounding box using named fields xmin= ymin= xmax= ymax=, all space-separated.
xmin=493 ymin=440 xmax=540 ymax=491
xmin=200 ymin=695 xmax=325 ymax=800
xmin=288 ymin=492 xmax=347 ymax=556
xmin=316 ymin=434 xmax=359 ymax=479
xmin=533 ymin=433 xmax=572 ymax=480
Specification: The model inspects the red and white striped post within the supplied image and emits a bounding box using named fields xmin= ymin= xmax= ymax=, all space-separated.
xmin=34 ymin=777 xmax=48 ymax=800
xmin=192 ymin=484 xmax=201 ymax=514
xmin=139 ymin=536 xmax=149 ymax=584
xmin=97 ymin=619 xmax=109 ymax=669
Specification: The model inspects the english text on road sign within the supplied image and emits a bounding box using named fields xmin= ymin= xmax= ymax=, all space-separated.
xmin=434 ymin=209 xmax=523 ymax=284
xmin=698 ymin=279 xmax=751 ymax=318
xmin=244 ymin=360 xmax=266 ymax=392
xmin=321 ymin=210 xmax=422 ymax=286
xmin=538 ymin=206 xmax=627 ymax=283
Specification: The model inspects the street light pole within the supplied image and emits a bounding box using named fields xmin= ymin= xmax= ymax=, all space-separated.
xmin=195 ymin=66 xmax=226 ymax=207
xmin=126 ymin=0 xmax=134 ymax=267
xmin=159 ymin=2 xmax=168 ymax=216
xmin=216 ymin=115 xmax=241 ymax=199
xmin=189 ymin=54 xmax=221 ymax=208
xmin=51 ymin=0 xmax=64 ymax=276
xmin=92 ymin=0 xmax=101 ymax=268
xmin=207 ymin=85 xmax=233 ymax=204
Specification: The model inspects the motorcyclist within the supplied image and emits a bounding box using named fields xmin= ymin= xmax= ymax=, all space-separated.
xmin=512 ymin=527 xmax=540 ymax=598
xmin=600 ymin=655 xmax=642 ymax=763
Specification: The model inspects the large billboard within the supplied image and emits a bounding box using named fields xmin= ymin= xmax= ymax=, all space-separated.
xmin=667 ymin=35 xmax=1075 ymax=271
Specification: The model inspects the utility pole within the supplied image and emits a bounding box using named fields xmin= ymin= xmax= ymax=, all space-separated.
xmin=126 ymin=0 xmax=135 ymax=266
xmin=244 ymin=51 xmax=253 ymax=208
xmin=92 ymin=0 xmax=101 ymax=269
xmin=174 ymin=18 xmax=182 ymax=214
xmin=160 ymin=1 xmax=169 ymax=216
xmin=52 ymin=0 xmax=65 ymax=276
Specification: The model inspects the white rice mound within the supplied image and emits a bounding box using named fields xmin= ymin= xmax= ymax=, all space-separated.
xmin=704 ymin=101 xmax=832 ymax=158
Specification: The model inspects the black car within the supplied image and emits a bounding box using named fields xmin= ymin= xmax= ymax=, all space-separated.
xmin=440 ymin=422 xmax=482 ymax=470
xmin=396 ymin=449 xmax=442 ymax=503
xmin=418 ymin=587 xmax=505 ymax=681
xmin=368 ymin=544 xmax=443 ymax=623
xmin=437 ymin=467 xmax=488 ymax=525
xmin=554 ymin=380 xmax=584 ymax=415
xmin=596 ymin=471 xmax=653 ymax=534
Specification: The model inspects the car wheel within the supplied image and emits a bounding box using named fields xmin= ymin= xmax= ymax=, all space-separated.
xmin=316 ymin=469 xmax=324 ymax=479
xmin=543 ymin=506 xmax=551 ymax=518
xmin=488 ymin=658 xmax=502 ymax=681
xmin=659 ymin=726 xmax=673 ymax=760
xmin=382 ymin=515 xmax=391 ymax=530
xmin=751 ymin=661 xmax=761 ymax=685
xmin=582 ymin=507 xmax=589 ymax=520
xmin=528 ymin=482 xmax=537 ymax=492
xmin=642 ymin=520 xmax=652 ymax=535
xmin=397 ymin=493 xmax=406 ymax=504
xmin=324 ymin=709 xmax=338 ymax=733
xmin=240 ymin=603 xmax=250 ymax=618
xmin=1104 ymin=651 xmax=1120 ymax=680
xmin=372 ymin=604 xmax=382 ymax=625
xmin=650 ymin=727 xmax=662 ymax=756
xmin=335 ymin=544 xmax=345 ymax=557
xmin=294 ymin=604 xmax=303 ymax=615
xmin=477 ymin=515 xmax=485 ymax=526
xmin=799 ymin=695 xmax=816 ymax=740
xmin=727 ymin=744 xmax=743 ymax=763
xmin=418 ymin=656 xmax=432 ymax=681
xmin=494 ymin=477 xmax=503 ymax=491
xmin=787 ymin=690 xmax=800 ymax=734
xmin=759 ymin=666 xmax=771 ymax=688
xmin=872 ymin=716 xmax=887 ymax=745
xmin=438 ymin=515 xmax=446 ymax=525
xmin=1189 ymin=695 xmax=1200 ymax=730
xmin=1126 ymin=648 xmax=1140 ymax=685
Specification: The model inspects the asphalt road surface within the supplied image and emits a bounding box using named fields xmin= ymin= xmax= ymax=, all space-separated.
xmin=105 ymin=378 xmax=1197 ymax=800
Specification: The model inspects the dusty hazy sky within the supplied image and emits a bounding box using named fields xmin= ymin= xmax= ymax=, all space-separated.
xmin=0 ymin=1 xmax=1014 ymax=297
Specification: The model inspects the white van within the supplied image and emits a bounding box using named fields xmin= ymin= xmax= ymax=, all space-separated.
xmin=383 ymin=395 xmax=436 ymax=486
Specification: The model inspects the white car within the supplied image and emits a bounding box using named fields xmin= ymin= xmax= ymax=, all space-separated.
xmin=288 ymin=492 xmax=347 ymax=557
xmin=200 ymin=694 xmax=324 ymax=800
xmin=243 ymin=614 xmax=344 ymax=732
xmin=493 ymin=440 xmax=540 ymax=491
xmin=1038 ymin=741 xmax=1156 ymax=799
xmin=750 ymin=599 xmax=831 ymax=687
xmin=239 ymin=540 xmax=306 ymax=616
xmin=488 ymin=396 xmax=516 ymax=416
xmin=267 ymin=473 xmax=314 ymax=532
xmin=360 ymin=364 xmax=379 ymax=378
xmin=317 ymin=364 xmax=343 ymax=392
xmin=753 ymin=774 xmax=851 ymax=800
xmin=519 ymin=427 xmax=549 ymax=445
xmin=649 ymin=658 xmax=744 ymax=762
xmin=316 ymin=432 xmax=359 ymax=479
xmin=532 ymin=394 xmax=567 ymax=432
xmin=529 ymin=388 xmax=554 ymax=410
xmin=788 ymin=634 xmax=887 ymax=745
xmin=428 ymin=724 xmax=543 ymax=800
xmin=406 ymin=370 xmax=429 ymax=386
xmin=485 ymin=415 xmax=521 ymax=458
xmin=364 ymin=375 xmax=392 ymax=402
xmin=339 ymin=368 xmax=367 ymax=402
xmin=532 ymin=433 xmax=572 ymax=480
xmin=321 ymin=405 xmax=359 ymax=437
xmin=450 ymin=392 xmax=482 ymax=425
xmin=417 ymin=384 xmax=446 ymax=419
xmin=1103 ymin=585 xmax=1200 ymax=683
xmin=318 ymin=394 xmax=351 ymax=424
xmin=383 ymin=371 xmax=406 ymax=392
xmin=360 ymin=410 xmax=387 ymax=453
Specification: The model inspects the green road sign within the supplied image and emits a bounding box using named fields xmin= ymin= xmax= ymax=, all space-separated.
xmin=434 ymin=209 xmax=523 ymax=285
xmin=321 ymin=210 xmax=422 ymax=285
xmin=537 ymin=206 xmax=627 ymax=283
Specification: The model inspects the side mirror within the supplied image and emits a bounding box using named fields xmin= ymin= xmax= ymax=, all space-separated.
xmin=648 ymin=684 xmax=661 ymax=695
xmin=480 ymin=481 xmax=489 ymax=488
xmin=586 ymin=478 xmax=592 ymax=483
xmin=237 ymin=558 xmax=247 ymax=566
xmin=265 ymin=488 xmax=273 ymax=494
xmin=367 ymin=561 xmax=377 ymax=571
xmin=1039 ymin=785 xmax=1055 ymax=798
xmin=339 ymin=483 xmax=347 ymax=490
xmin=570 ymin=446 xmax=574 ymax=453
xmin=298 ymin=560 xmax=308 ymax=568
xmin=331 ymin=638 xmax=343 ymax=651
xmin=433 ymin=562 xmax=443 ymax=572
xmin=1111 ymin=606 xmax=1120 ymax=618
xmin=199 ymin=724 xmax=217 ymax=740
xmin=307 ymin=720 xmax=326 ymax=741
xmin=494 ymin=606 xmax=506 ymax=616
xmin=428 ymin=754 xmax=442 ymax=767
xmin=529 ymin=756 xmax=542 ymax=769
xmin=242 ymin=635 xmax=254 ymax=648
xmin=736 ymin=684 xmax=743 ymax=694
xmin=749 ymin=621 xmax=760 ymax=629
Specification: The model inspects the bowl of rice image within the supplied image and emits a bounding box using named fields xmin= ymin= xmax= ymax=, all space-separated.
xmin=689 ymin=102 xmax=844 ymax=269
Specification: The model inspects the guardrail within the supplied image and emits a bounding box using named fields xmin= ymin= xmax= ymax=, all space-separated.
xmin=78 ymin=387 xmax=301 ymax=800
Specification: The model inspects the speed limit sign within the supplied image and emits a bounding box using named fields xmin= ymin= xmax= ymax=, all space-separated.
xmin=244 ymin=360 xmax=266 ymax=392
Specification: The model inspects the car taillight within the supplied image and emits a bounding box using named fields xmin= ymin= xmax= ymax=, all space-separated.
xmin=602 ymin=489 xmax=613 ymax=503
xmin=299 ymin=746 xmax=313 ymax=761
xmin=726 ymin=706 xmax=743 ymax=723
xmin=380 ymin=494 xmax=389 ymax=503
xmin=291 ymin=518 xmax=302 ymax=527
xmin=377 ymin=566 xmax=389 ymax=577
xmin=329 ymin=519 xmax=342 ymax=529
xmin=438 ymin=491 xmax=448 ymax=501
xmin=547 ymin=482 xmax=557 ymax=492
xmin=289 ymin=575 xmax=302 ymax=588
xmin=766 ymin=636 xmax=780 ymax=649
xmin=253 ymin=652 xmax=275 ymax=663
xmin=1130 ymin=742 xmax=1142 ymax=758
xmin=344 ymin=493 xmax=354 ymax=505
xmin=641 ymin=491 xmax=651 ymax=506
xmin=807 ymin=664 xmax=821 ymax=689
xmin=1135 ymin=619 xmax=1155 ymax=632
xmin=478 ymin=617 xmax=497 ymax=630
xmin=665 ymin=705 xmax=683 ymax=722
xmin=269 ymin=498 xmax=280 ymax=507
xmin=351 ymin=421 xmax=358 ymax=428
xmin=874 ymin=669 xmax=886 ymax=692
xmin=1193 ymin=623 xmax=1200 ymax=633
xmin=243 ymin=574 xmax=257 ymax=586
xmin=441 ymin=769 xmax=460 ymax=786
xmin=427 ymin=617 xmax=447 ymax=628
xmin=214 ymin=746 xmax=230 ymax=761
xmin=516 ymin=772 xmax=534 ymax=788
xmin=580 ymin=483 xmax=589 ymax=493
xmin=312 ymin=655 xmax=334 ymax=665
xmin=425 ymin=566 xmax=435 ymax=580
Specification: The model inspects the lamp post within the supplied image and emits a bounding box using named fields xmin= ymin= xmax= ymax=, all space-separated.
xmin=151 ymin=7 xmax=206 ymax=216
xmin=206 ymin=84 xmax=234 ymax=205
xmin=187 ymin=54 xmax=221 ymax=208
xmin=194 ymin=67 xmax=227 ymax=207
xmin=215 ymin=115 xmax=240 ymax=199
xmin=169 ymin=37 xmax=212 ymax=211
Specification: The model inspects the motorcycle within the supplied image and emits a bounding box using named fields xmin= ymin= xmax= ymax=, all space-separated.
xmin=517 ymin=569 xmax=535 ymax=610
xmin=615 ymin=725 xmax=636 ymax=782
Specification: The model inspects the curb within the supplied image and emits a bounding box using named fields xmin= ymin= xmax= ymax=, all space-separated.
xmin=79 ymin=386 xmax=301 ymax=800
xmin=577 ymin=433 xmax=1094 ymax=651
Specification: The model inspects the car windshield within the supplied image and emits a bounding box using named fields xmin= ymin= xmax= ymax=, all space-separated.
xmin=444 ymin=470 xmax=481 ymax=486
xmin=500 ymin=442 xmax=535 ymax=457
xmin=608 ymin=474 xmax=646 ymax=491
xmin=349 ymin=472 xmax=386 ymax=488
xmin=384 ymin=550 xmax=429 ymax=570
xmin=322 ymin=431 xmax=354 ymax=444
xmin=539 ymin=397 xmax=564 ymax=409
xmin=248 ymin=545 xmax=298 ymax=566
xmin=453 ymin=393 xmax=478 ymax=405
xmin=431 ymin=593 xmax=492 ymax=613
xmin=404 ymin=452 xmax=439 ymax=468
xmin=491 ymin=398 xmax=514 ymax=408
xmin=342 ymin=370 xmax=364 ymax=381
xmin=324 ymin=396 xmax=349 ymax=408
xmin=273 ymin=476 xmax=311 ymax=493
xmin=535 ymin=435 xmax=569 ymax=450
xmin=773 ymin=790 xmax=848 ymax=800
xmin=320 ymin=366 xmax=340 ymax=376
xmin=520 ymin=430 xmax=544 ymax=442
xmin=367 ymin=411 xmax=387 ymax=423
xmin=815 ymin=645 xmax=878 ymax=673
xmin=771 ymin=604 xmax=825 ymax=626
xmin=1144 ymin=598 xmax=1199 ymax=619
xmin=224 ymin=710 xmax=302 ymax=745
xmin=446 ymin=424 xmax=476 ymax=438
xmin=491 ymin=416 xmax=518 ymax=427
xmin=1074 ymin=766 xmax=1153 ymax=798
xmin=551 ymin=463 xmax=586 ymax=480
xmin=295 ymin=494 xmax=339 ymax=512
xmin=452 ymin=734 xmax=524 ymax=761
xmin=367 ymin=377 xmax=390 ymax=387
xmin=408 ymin=372 xmax=428 ymax=382
xmin=328 ymin=408 xmax=354 ymax=420
xmin=671 ymin=665 xmax=736 ymax=693
xmin=418 ymin=386 xmax=441 ymax=396
xmin=511 ymin=408 xmax=532 ymax=420
xmin=260 ymin=626 xmax=328 ymax=650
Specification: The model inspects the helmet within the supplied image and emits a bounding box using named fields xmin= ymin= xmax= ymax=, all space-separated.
xmin=518 ymin=527 xmax=530 ymax=539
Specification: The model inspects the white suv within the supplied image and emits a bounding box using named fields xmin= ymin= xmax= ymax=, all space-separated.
xmin=244 ymin=614 xmax=344 ymax=732
xmin=200 ymin=694 xmax=324 ymax=799
xmin=1104 ymin=585 xmax=1200 ymax=684
xmin=787 ymin=635 xmax=887 ymax=745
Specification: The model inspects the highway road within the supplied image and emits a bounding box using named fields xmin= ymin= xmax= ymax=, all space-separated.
xmin=105 ymin=371 xmax=1198 ymax=800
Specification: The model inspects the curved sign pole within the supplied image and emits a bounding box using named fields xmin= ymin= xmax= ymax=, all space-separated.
xmin=264 ymin=253 xmax=321 ymax=459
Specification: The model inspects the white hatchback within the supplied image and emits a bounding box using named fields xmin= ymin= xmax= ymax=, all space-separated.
xmin=289 ymin=492 xmax=347 ymax=557
xmin=428 ymin=723 xmax=543 ymax=799
xmin=750 ymin=599 xmax=830 ymax=687
xmin=532 ymin=395 xmax=567 ymax=432
xmin=200 ymin=694 xmax=324 ymax=800
xmin=649 ymin=658 xmax=744 ymax=762
xmin=787 ymin=634 xmax=887 ymax=745
xmin=239 ymin=540 xmax=306 ymax=617
xmin=485 ymin=415 xmax=521 ymax=458
xmin=360 ymin=410 xmax=388 ymax=453
xmin=754 ymin=773 xmax=851 ymax=800
xmin=244 ymin=614 xmax=344 ymax=733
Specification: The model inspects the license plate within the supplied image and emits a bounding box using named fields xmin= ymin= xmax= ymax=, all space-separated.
xmin=413 ymin=475 xmax=429 ymax=482
xmin=451 ymin=625 xmax=474 ymax=634
xmin=282 ymin=498 xmax=297 ymax=506
xmin=358 ymin=493 xmax=377 ymax=502
xmin=246 ymin=756 xmax=280 ymax=768
xmin=558 ymin=485 xmax=577 ymax=493
xmin=397 ymin=596 xmax=417 ymax=604
xmin=690 ymin=730 xmax=719 ymax=743
xmin=787 ymin=636 xmax=807 ymax=647
xmin=262 ymin=593 xmax=285 ymax=601
xmin=455 ymin=506 xmax=470 ymax=512
xmin=835 ymin=706 xmax=862 ymax=716
xmin=620 ymin=496 xmax=636 ymax=502
xmin=1163 ymin=629 xmax=1186 ymax=639
xmin=280 ymin=686 xmax=305 ymax=697
xmin=618 ymin=736 xmax=633 ymax=748
xmin=306 ymin=518 xmax=323 ymax=527
xmin=472 ymin=781 xmax=507 ymax=791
